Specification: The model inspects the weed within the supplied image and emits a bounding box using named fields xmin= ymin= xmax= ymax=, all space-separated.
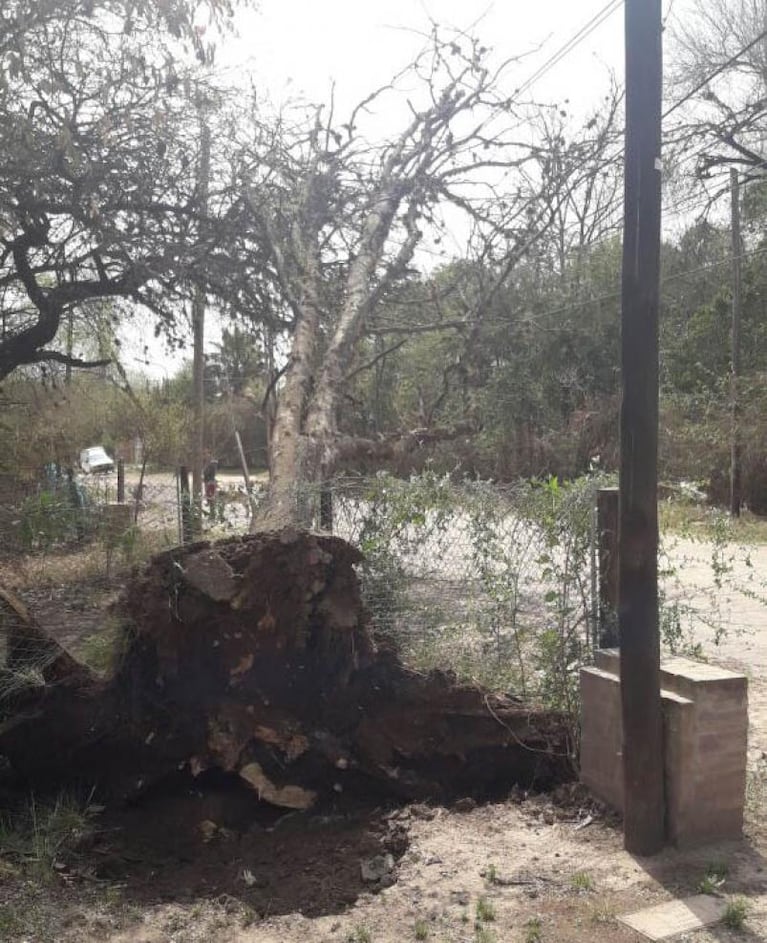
xmin=0 ymin=792 xmax=94 ymax=880
xmin=475 ymin=897 xmax=496 ymax=923
xmin=347 ymin=925 xmax=373 ymax=943
xmin=707 ymin=859 xmax=729 ymax=880
xmin=79 ymin=619 xmax=124 ymax=674
xmin=571 ymin=871 xmax=594 ymax=891
xmin=524 ymin=916 xmax=543 ymax=943
xmin=698 ymin=874 xmax=725 ymax=895
xmin=103 ymin=884 xmax=123 ymax=908
xmin=484 ymin=863 xmax=498 ymax=885
xmin=723 ymin=898 xmax=749 ymax=931
xmin=475 ymin=928 xmax=497 ymax=943
xmin=698 ymin=859 xmax=729 ymax=895
xmin=414 ymin=917 xmax=429 ymax=939
xmin=589 ymin=901 xmax=617 ymax=925
xmin=0 ymin=905 xmax=22 ymax=938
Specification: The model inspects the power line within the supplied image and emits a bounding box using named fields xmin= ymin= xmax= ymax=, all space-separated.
xmin=663 ymin=27 xmax=767 ymax=119
xmin=515 ymin=0 xmax=623 ymax=98
xmin=372 ymin=240 xmax=767 ymax=340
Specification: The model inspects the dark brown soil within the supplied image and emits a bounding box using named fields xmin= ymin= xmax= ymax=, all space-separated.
xmin=82 ymin=776 xmax=409 ymax=918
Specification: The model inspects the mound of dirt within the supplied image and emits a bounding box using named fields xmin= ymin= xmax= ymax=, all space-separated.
xmin=0 ymin=530 xmax=572 ymax=810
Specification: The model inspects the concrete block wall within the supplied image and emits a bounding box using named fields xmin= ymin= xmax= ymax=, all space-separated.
xmin=580 ymin=650 xmax=748 ymax=847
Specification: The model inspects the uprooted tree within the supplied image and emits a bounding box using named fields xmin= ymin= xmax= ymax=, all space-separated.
xmin=231 ymin=32 xmax=622 ymax=527
xmin=0 ymin=531 xmax=571 ymax=807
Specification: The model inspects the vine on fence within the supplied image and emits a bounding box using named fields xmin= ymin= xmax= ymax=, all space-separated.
xmin=346 ymin=471 xmax=601 ymax=724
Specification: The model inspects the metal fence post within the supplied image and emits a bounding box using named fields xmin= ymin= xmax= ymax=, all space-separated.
xmin=117 ymin=459 xmax=125 ymax=504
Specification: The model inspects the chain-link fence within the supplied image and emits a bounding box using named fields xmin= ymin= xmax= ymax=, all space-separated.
xmin=321 ymin=474 xmax=597 ymax=714
xmin=2 ymin=462 xmax=757 ymax=716
xmin=3 ymin=464 xmax=174 ymax=545
xmin=0 ymin=464 xmax=600 ymax=709
xmin=189 ymin=472 xmax=598 ymax=715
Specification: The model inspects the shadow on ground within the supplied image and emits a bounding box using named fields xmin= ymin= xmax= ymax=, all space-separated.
xmin=628 ymin=835 xmax=767 ymax=941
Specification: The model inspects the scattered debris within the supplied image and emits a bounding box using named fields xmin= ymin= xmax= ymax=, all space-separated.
xmin=360 ymin=853 xmax=395 ymax=883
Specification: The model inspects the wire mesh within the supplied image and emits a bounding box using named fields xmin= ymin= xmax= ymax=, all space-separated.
xmin=0 ymin=465 xmax=601 ymax=709
xmin=235 ymin=473 xmax=600 ymax=706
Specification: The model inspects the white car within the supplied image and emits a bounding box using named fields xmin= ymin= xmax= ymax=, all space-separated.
xmin=79 ymin=446 xmax=114 ymax=474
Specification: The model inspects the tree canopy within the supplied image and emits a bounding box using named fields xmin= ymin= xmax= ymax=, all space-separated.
xmin=0 ymin=0 xmax=254 ymax=379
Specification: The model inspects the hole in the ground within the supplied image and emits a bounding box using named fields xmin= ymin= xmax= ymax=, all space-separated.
xmin=88 ymin=769 xmax=410 ymax=918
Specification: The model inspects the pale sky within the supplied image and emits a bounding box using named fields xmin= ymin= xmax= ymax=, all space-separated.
xmin=126 ymin=0 xmax=679 ymax=378
xmin=229 ymin=0 xmax=626 ymax=116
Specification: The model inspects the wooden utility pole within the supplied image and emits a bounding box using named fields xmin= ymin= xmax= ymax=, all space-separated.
xmin=619 ymin=0 xmax=666 ymax=856
xmin=191 ymin=96 xmax=211 ymax=535
xmin=730 ymin=168 xmax=743 ymax=517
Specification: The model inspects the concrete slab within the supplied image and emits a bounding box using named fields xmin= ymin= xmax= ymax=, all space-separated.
xmin=618 ymin=895 xmax=727 ymax=940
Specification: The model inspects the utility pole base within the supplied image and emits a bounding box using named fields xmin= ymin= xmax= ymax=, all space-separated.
xmin=581 ymin=650 xmax=747 ymax=849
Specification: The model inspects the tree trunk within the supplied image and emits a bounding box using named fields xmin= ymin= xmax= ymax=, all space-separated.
xmin=0 ymin=533 xmax=572 ymax=805
xmin=257 ymin=313 xmax=321 ymax=528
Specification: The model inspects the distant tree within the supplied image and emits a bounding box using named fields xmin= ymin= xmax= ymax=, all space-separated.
xmin=668 ymin=0 xmax=767 ymax=186
xmin=205 ymin=325 xmax=265 ymax=398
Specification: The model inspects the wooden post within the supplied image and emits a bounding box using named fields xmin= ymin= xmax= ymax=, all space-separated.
xmin=234 ymin=430 xmax=252 ymax=490
xmin=191 ymin=96 xmax=211 ymax=537
xmin=730 ymin=168 xmax=743 ymax=517
xmin=319 ymin=485 xmax=334 ymax=533
xmin=597 ymin=487 xmax=620 ymax=648
xmin=116 ymin=459 xmax=125 ymax=504
xmin=619 ymin=0 xmax=666 ymax=855
xmin=178 ymin=465 xmax=193 ymax=545
xmin=234 ymin=429 xmax=258 ymax=519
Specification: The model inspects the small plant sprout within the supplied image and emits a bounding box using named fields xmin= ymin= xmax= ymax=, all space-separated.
xmin=475 ymin=897 xmax=496 ymax=923
xmin=414 ymin=918 xmax=429 ymax=940
xmin=699 ymin=859 xmax=728 ymax=895
xmin=707 ymin=859 xmax=729 ymax=880
xmin=589 ymin=901 xmax=617 ymax=925
xmin=524 ymin=916 xmax=543 ymax=943
xmin=723 ymin=898 xmax=749 ymax=931
xmin=346 ymin=926 xmax=373 ymax=943
xmin=571 ymin=871 xmax=594 ymax=891
xmin=484 ymin=863 xmax=498 ymax=885
xmin=698 ymin=873 xmax=725 ymax=895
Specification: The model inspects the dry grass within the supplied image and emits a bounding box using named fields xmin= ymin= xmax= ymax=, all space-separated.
xmin=660 ymin=500 xmax=767 ymax=543
xmin=0 ymin=525 xmax=177 ymax=591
